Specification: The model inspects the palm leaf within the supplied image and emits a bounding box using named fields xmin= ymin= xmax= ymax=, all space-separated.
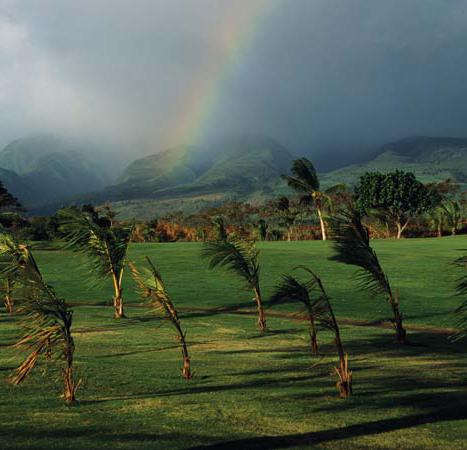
xmin=58 ymin=208 xmax=133 ymax=282
xmin=283 ymin=158 xmax=320 ymax=191
xmin=201 ymin=239 xmax=259 ymax=288
xmin=328 ymin=208 xmax=392 ymax=297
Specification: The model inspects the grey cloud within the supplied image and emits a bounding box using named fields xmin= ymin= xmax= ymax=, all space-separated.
xmin=1 ymin=0 xmax=467 ymax=162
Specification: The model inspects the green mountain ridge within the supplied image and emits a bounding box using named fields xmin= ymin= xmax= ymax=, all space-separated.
xmin=321 ymin=136 xmax=467 ymax=188
xmin=0 ymin=135 xmax=111 ymax=206
xmin=1 ymin=135 xmax=466 ymax=218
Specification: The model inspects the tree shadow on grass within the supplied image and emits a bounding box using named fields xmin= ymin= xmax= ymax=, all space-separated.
xmin=186 ymin=405 xmax=466 ymax=449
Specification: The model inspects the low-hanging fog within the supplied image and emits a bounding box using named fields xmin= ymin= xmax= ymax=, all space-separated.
xmin=1 ymin=0 xmax=467 ymax=166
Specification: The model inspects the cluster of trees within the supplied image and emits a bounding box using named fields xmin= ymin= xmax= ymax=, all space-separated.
xmin=0 ymin=164 xmax=464 ymax=243
xmin=0 ymin=158 xmax=466 ymax=404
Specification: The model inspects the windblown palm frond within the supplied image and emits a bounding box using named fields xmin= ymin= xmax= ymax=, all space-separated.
xmin=130 ymin=257 xmax=192 ymax=379
xmin=271 ymin=267 xmax=336 ymax=333
xmin=202 ymin=239 xmax=259 ymax=288
xmin=328 ymin=208 xmax=392 ymax=297
xmin=202 ymin=238 xmax=266 ymax=331
xmin=58 ymin=208 xmax=133 ymax=281
xmin=282 ymin=158 xmax=320 ymax=192
xmin=2 ymin=235 xmax=78 ymax=403
xmin=329 ymin=207 xmax=407 ymax=343
xmin=270 ymin=266 xmax=352 ymax=397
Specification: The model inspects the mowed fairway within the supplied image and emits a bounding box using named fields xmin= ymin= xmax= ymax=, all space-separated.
xmin=0 ymin=237 xmax=466 ymax=449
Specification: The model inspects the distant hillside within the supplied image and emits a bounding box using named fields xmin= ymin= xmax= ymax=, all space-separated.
xmin=321 ymin=137 xmax=467 ymax=188
xmin=87 ymin=137 xmax=294 ymax=212
xmin=0 ymin=135 xmax=111 ymax=207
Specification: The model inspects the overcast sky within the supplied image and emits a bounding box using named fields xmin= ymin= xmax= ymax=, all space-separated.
xmin=1 ymin=0 xmax=467 ymax=160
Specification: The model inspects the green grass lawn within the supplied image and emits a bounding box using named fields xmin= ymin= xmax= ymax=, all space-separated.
xmin=0 ymin=237 xmax=466 ymax=449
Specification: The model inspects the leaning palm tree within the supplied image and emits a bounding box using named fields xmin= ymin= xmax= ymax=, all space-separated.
xmin=271 ymin=266 xmax=352 ymax=397
xmin=130 ymin=257 xmax=192 ymax=379
xmin=271 ymin=272 xmax=319 ymax=355
xmin=329 ymin=207 xmax=407 ymax=343
xmin=202 ymin=239 xmax=266 ymax=332
xmin=0 ymin=234 xmax=79 ymax=403
xmin=58 ymin=207 xmax=133 ymax=318
xmin=282 ymin=158 xmax=345 ymax=240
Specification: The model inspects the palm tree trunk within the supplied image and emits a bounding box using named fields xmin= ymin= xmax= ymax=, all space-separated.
xmin=179 ymin=332 xmax=192 ymax=380
xmin=4 ymin=278 xmax=13 ymax=313
xmin=389 ymin=291 xmax=406 ymax=343
xmin=306 ymin=304 xmax=319 ymax=355
xmin=253 ymin=285 xmax=267 ymax=332
xmin=325 ymin=299 xmax=352 ymax=397
xmin=112 ymin=275 xmax=125 ymax=319
xmin=317 ymin=207 xmax=327 ymax=241
xmin=63 ymin=329 xmax=77 ymax=404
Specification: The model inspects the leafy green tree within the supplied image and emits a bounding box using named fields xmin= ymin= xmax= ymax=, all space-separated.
xmin=355 ymin=171 xmax=439 ymax=239
xmin=130 ymin=257 xmax=192 ymax=379
xmin=0 ymin=233 xmax=79 ymax=403
xmin=271 ymin=267 xmax=352 ymax=397
xmin=58 ymin=206 xmax=133 ymax=318
xmin=282 ymin=158 xmax=345 ymax=240
xmin=202 ymin=239 xmax=266 ymax=332
xmin=329 ymin=208 xmax=407 ymax=343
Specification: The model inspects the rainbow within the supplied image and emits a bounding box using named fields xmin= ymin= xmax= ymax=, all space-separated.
xmin=165 ymin=0 xmax=277 ymax=148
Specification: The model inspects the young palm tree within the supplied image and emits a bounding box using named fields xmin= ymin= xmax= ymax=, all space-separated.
xmin=329 ymin=208 xmax=407 ymax=343
xmin=282 ymin=158 xmax=345 ymax=240
xmin=271 ymin=266 xmax=352 ymax=397
xmin=0 ymin=234 xmax=79 ymax=403
xmin=58 ymin=207 xmax=133 ymax=318
xmin=0 ymin=232 xmax=31 ymax=313
xmin=442 ymin=200 xmax=463 ymax=236
xmin=211 ymin=216 xmax=228 ymax=241
xmin=130 ymin=257 xmax=192 ymax=379
xmin=202 ymin=239 xmax=266 ymax=332
xmin=271 ymin=272 xmax=319 ymax=355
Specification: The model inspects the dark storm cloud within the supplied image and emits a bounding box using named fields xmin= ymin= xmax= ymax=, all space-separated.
xmin=1 ymin=0 xmax=467 ymax=159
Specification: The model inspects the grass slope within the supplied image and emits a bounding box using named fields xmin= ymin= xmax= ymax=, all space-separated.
xmin=0 ymin=237 xmax=466 ymax=449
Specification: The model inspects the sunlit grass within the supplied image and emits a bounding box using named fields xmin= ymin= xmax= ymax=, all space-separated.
xmin=0 ymin=237 xmax=466 ymax=449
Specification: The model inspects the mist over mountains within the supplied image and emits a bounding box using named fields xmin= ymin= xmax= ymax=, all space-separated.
xmin=0 ymin=133 xmax=466 ymax=218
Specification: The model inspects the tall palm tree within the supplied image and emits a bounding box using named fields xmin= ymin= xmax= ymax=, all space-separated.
xmin=130 ymin=257 xmax=192 ymax=379
xmin=271 ymin=266 xmax=352 ymax=397
xmin=58 ymin=207 xmax=133 ymax=318
xmin=282 ymin=158 xmax=345 ymax=240
xmin=329 ymin=208 xmax=407 ymax=343
xmin=202 ymin=239 xmax=266 ymax=332
xmin=0 ymin=233 xmax=79 ymax=403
